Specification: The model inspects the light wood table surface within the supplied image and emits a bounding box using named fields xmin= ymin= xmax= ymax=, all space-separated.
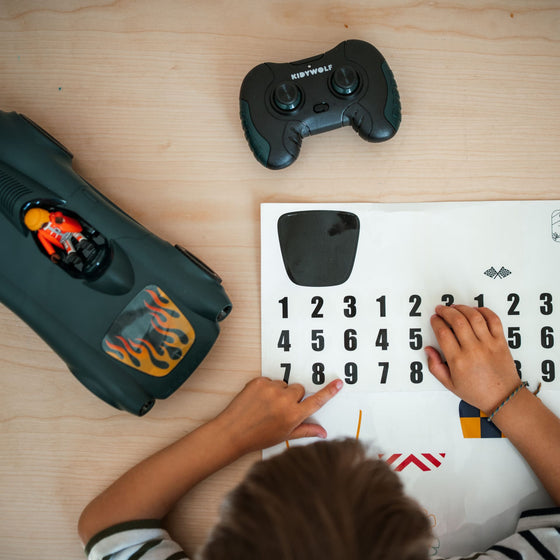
xmin=1 ymin=2 xmax=559 ymax=558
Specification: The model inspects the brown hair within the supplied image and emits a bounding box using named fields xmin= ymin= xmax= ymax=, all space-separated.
xmin=199 ymin=438 xmax=432 ymax=560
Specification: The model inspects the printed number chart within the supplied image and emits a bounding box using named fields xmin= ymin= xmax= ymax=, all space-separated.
xmin=261 ymin=201 xmax=560 ymax=556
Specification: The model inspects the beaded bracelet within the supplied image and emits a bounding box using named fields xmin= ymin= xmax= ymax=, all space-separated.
xmin=487 ymin=381 xmax=528 ymax=422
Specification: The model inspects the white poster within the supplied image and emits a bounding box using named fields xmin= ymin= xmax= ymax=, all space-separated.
xmin=261 ymin=201 xmax=560 ymax=556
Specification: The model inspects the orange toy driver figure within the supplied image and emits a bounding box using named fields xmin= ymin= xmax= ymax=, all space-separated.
xmin=24 ymin=207 xmax=93 ymax=265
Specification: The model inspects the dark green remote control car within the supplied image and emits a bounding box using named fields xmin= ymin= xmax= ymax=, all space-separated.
xmin=0 ymin=111 xmax=232 ymax=415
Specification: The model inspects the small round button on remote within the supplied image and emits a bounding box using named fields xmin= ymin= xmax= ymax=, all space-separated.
xmin=273 ymin=82 xmax=302 ymax=111
xmin=331 ymin=66 xmax=359 ymax=95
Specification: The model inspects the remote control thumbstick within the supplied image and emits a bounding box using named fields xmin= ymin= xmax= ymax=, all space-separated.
xmin=331 ymin=66 xmax=359 ymax=95
xmin=273 ymin=82 xmax=302 ymax=111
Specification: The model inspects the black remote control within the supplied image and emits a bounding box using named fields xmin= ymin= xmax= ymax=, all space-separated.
xmin=239 ymin=39 xmax=401 ymax=169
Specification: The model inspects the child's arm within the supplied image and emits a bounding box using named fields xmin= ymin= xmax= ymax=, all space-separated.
xmin=78 ymin=377 xmax=343 ymax=544
xmin=425 ymin=304 xmax=560 ymax=505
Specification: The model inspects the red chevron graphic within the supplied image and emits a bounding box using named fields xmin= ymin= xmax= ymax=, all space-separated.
xmin=384 ymin=453 xmax=402 ymax=466
xmin=422 ymin=453 xmax=444 ymax=468
xmin=396 ymin=454 xmax=430 ymax=472
xmin=379 ymin=453 xmax=446 ymax=472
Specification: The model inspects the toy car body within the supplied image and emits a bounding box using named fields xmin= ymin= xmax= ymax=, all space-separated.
xmin=0 ymin=111 xmax=232 ymax=415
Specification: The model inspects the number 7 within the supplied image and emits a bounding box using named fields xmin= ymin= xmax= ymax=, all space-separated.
xmin=378 ymin=362 xmax=389 ymax=384
xmin=280 ymin=363 xmax=291 ymax=383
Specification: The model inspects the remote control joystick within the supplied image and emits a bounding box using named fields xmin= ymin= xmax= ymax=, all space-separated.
xmin=273 ymin=82 xmax=302 ymax=111
xmin=240 ymin=39 xmax=401 ymax=169
xmin=331 ymin=66 xmax=359 ymax=95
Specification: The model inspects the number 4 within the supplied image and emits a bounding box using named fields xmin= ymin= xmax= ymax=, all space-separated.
xmin=277 ymin=330 xmax=291 ymax=351
xmin=375 ymin=329 xmax=389 ymax=350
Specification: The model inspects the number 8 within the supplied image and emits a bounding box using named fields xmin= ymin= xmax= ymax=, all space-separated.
xmin=410 ymin=362 xmax=423 ymax=384
xmin=312 ymin=363 xmax=325 ymax=385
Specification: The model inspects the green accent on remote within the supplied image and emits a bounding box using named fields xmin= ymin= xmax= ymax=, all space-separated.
xmin=240 ymin=100 xmax=271 ymax=166
xmin=382 ymin=61 xmax=402 ymax=131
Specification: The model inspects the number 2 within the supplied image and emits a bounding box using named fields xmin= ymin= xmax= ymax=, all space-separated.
xmin=507 ymin=293 xmax=520 ymax=315
xmin=311 ymin=296 xmax=324 ymax=318
xmin=441 ymin=294 xmax=454 ymax=306
xmin=409 ymin=295 xmax=422 ymax=317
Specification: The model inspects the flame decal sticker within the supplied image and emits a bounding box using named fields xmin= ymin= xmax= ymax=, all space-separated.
xmin=102 ymin=285 xmax=195 ymax=377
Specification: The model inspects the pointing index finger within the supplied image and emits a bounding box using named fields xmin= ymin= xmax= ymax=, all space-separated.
xmin=301 ymin=379 xmax=343 ymax=416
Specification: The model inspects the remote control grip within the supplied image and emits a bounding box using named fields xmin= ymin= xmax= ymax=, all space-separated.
xmin=344 ymin=60 xmax=401 ymax=142
xmin=381 ymin=61 xmax=402 ymax=132
xmin=270 ymin=122 xmax=306 ymax=170
xmin=346 ymin=104 xmax=395 ymax=143
xmin=240 ymin=100 xmax=306 ymax=169
xmin=240 ymin=100 xmax=271 ymax=167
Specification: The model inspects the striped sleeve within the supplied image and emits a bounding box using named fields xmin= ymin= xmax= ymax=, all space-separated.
xmin=84 ymin=519 xmax=188 ymax=560
xmin=438 ymin=508 xmax=560 ymax=560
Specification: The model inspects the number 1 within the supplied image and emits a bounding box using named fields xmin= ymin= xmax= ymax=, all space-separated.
xmin=376 ymin=295 xmax=387 ymax=317
xmin=279 ymin=297 xmax=288 ymax=318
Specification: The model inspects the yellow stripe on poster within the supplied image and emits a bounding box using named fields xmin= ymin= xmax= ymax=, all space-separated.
xmin=356 ymin=409 xmax=363 ymax=439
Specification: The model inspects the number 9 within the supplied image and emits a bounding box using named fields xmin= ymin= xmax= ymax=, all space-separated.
xmin=344 ymin=362 xmax=358 ymax=384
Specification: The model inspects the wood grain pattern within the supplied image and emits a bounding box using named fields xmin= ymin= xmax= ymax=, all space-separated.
xmin=1 ymin=1 xmax=559 ymax=557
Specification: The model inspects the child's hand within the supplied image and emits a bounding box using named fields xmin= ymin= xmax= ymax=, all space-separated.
xmin=214 ymin=377 xmax=343 ymax=455
xmin=425 ymin=305 xmax=521 ymax=415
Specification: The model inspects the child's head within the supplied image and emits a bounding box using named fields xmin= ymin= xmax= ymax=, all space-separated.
xmin=200 ymin=438 xmax=432 ymax=560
